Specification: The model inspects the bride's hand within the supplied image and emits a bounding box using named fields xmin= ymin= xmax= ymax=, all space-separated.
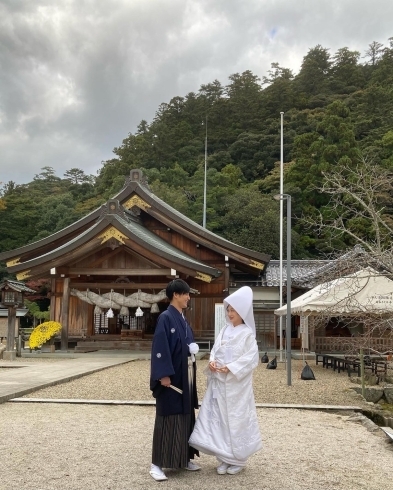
xmin=208 ymin=360 xmax=217 ymax=372
xmin=209 ymin=361 xmax=229 ymax=373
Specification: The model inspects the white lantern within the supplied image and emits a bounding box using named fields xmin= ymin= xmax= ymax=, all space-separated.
xmin=106 ymin=289 xmax=115 ymax=318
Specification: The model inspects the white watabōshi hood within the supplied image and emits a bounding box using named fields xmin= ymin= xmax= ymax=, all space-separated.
xmin=224 ymin=286 xmax=256 ymax=337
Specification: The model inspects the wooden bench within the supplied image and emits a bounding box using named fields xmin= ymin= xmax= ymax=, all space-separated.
xmin=316 ymin=353 xmax=388 ymax=377
xmin=345 ymin=355 xmax=388 ymax=376
xmin=316 ymin=353 xmax=361 ymax=377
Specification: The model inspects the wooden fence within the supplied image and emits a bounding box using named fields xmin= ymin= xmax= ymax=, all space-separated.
xmin=315 ymin=336 xmax=393 ymax=354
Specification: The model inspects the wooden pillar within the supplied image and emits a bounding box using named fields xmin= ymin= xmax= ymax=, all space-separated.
xmin=224 ymin=262 xmax=230 ymax=292
xmin=4 ymin=306 xmax=17 ymax=360
xmin=309 ymin=316 xmax=316 ymax=352
xmin=81 ymin=301 xmax=88 ymax=338
xmin=87 ymin=303 xmax=94 ymax=336
xmin=61 ymin=278 xmax=70 ymax=351
xmin=50 ymin=278 xmax=56 ymax=321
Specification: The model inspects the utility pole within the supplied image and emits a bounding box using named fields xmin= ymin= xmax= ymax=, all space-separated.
xmin=203 ymin=116 xmax=207 ymax=228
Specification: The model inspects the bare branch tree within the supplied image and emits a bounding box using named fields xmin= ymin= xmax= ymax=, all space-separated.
xmin=297 ymin=156 xmax=393 ymax=384
xmin=302 ymin=155 xmax=393 ymax=274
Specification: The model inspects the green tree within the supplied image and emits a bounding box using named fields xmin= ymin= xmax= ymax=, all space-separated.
xmin=32 ymin=166 xmax=64 ymax=194
xmin=286 ymin=101 xmax=359 ymax=253
xmin=261 ymin=62 xmax=296 ymax=116
xmin=0 ymin=183 xmax=42 ymax=251
xmin=219 ymin=184 xmax=300 ymax=258
xmin=64 ymin=168 xmax=94 ymax=185
xmin=225 ymin=71 xmax=264 ymax=133
xmin=330 ymin=47 xmax=363 ymax=93
xmin=294 ymin=45 xmax=332 ymax=99
xmin=364 ymin=41 xmax=384 ymax=67
xmin=34 ymin=193 xmax=82 ymax=240
xmin=24 ymin=300 xmax=50 ymax=325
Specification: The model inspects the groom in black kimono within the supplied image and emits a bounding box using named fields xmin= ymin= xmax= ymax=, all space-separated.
xmin=149 ymin=279 xmax=200 ymax=482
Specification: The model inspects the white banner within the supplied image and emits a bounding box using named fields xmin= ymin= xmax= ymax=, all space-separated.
xmin=300 ymin=316 xmax=309 ymax=350
xmin=214 ymin=303 xmax=225 ymax=339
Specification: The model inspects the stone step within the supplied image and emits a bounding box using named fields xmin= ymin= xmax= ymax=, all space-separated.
xmin=74 ymin=340 xmax=152 ymax=352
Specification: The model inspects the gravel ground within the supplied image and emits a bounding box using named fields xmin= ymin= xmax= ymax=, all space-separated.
xmin=21 ymin=357 xmax=376 ymax=409
xmin=1 ymin=357 xmax=393 ymax=490
xmin=1 ymin=403 xmax=392 ymax=490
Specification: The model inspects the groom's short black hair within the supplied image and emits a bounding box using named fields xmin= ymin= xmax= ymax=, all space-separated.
xmin=166 ymin=279 xmax=190 ymax=300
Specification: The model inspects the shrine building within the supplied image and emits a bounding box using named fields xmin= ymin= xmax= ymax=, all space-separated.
xmin=0 ymin=169 xmax=271 ymax=351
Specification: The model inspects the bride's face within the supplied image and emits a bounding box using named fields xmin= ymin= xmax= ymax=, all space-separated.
xmin=227 ymin=306 xmax=243 ymax=327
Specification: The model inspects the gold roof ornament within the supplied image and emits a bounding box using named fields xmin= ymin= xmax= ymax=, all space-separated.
xmin=16 ymin=270 xmax=31 ymax=280
xmin=195 ymin=272 xmax=212 ymax=283
xmin=98 ymin=227 xmax=128 ymax=245
xmin=6 ymin=257 xmax=21 ymax=267
xmin=123 ymin=195 xmax=151 ymax=211
xmin=249 ymin=260 xmax=265 ymax=270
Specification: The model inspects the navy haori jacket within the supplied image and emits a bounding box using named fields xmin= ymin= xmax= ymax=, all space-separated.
xmin=150 ymin=305 xmax=198 ymax=416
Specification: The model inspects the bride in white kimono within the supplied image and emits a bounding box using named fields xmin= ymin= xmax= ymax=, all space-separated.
xmin=189 ymin=286 xmax=262 ymax=475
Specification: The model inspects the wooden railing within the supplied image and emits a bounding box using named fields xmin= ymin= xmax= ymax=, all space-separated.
xmin=194 ymin=329 xmax=215 ymax=340
xmin=194 ymin=330 xmax=215 ymax=351
xmin=315 ymin=337 xmax=393 ymax=354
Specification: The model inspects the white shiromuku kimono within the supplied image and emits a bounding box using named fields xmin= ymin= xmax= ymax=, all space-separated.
xmin=189 ymin=286 xmax=262 ymax=466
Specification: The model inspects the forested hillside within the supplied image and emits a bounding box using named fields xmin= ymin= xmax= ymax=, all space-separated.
xmin=1 ymin=38 xmax=393 ymax=280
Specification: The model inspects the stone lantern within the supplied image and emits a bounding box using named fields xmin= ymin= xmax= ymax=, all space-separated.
xmin=0 ymin=280 xmax=35 ymax=360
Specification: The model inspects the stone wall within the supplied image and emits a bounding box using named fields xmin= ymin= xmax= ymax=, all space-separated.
xmin=0 ymin=318 xmax=19 ymax=339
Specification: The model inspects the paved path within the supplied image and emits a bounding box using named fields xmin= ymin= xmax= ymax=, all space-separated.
xmin=0 ymin=350 xmax=150 ymax=403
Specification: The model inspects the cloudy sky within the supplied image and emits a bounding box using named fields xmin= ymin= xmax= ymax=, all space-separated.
xmin=1 ymin=0 xmax=392 ymax=186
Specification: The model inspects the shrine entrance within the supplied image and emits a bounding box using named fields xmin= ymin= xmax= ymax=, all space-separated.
xmin=92 ymin=305 xmax=166 ymax=339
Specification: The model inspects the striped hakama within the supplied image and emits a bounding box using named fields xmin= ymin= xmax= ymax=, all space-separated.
xmin=152 ymin=359 xmax=199 ymax=468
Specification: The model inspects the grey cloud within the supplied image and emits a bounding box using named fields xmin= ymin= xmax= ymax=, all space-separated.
xmin=0 ymin=0 xmax=392 ymax=185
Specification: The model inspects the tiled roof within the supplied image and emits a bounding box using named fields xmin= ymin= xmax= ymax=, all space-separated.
xmin=7 ymin=206 xmax=221 ymax=279
xmin=261 ymin=260 xmax=329 ymax=287
xmin=0 ymin=279 xmax=36 ymax=293
xmin=7 ymin=222 xmax=100 ymax=271
xmin=116 ymin=215 xmax=221 ymax=276
xmin=133 ymin=180 xmax=270 ymax=263
xmin=0 ymin=170 xmax=270 ymax=272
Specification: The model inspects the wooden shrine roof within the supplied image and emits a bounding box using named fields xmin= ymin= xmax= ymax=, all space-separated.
xmin=0 ymin=169 xmax=270 ymax=281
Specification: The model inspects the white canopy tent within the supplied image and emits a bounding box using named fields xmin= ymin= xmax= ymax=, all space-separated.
xmin=275 ymin=268 xmax=393 ymax=317
xmin=274 ymin=268 xmax=393 ymax=351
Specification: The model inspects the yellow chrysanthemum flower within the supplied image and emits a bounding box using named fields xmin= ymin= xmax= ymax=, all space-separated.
xmin=29 ymin=321 xmax=62 ymax=349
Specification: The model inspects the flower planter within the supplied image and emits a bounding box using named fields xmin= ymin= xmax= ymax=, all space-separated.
xmin=29 ymin=322 xmax=62 ymax=351
xmin=41 ymin=338 xmax=55 ymax=353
